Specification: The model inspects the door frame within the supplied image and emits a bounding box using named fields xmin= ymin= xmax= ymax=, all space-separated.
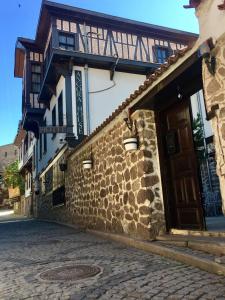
xmin=155 ymin=96 xmax=206 ymax=232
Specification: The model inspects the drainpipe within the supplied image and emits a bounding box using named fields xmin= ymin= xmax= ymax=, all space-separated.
xmin=196 ymin=92 xmax=213 ymax=192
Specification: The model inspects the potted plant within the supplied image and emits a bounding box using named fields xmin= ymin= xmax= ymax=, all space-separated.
xmin=122 ymin=111 xmax=138 ymax=151
xmin=59 ymin=156 xmax=67 ymax=172
xmin=82 ymin=159 xmax=92 ymax=169
xmin=123 ymin=136 xmax=138 ymax=151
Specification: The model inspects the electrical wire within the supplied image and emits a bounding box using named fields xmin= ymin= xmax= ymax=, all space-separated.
xmin=89 ymin=80 xmax=116 ymax=94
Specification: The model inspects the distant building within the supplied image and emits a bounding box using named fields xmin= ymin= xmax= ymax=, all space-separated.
xmin=0 ymin=143 xmax=18 ymax=206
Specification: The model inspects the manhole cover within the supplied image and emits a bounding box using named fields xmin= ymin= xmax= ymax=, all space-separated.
xmin=40 ymin=265 xmax=101 ymax=281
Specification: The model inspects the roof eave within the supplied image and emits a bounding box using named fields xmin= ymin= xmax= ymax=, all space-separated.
xmin=35 ymin=0 xmax=198 ymax=46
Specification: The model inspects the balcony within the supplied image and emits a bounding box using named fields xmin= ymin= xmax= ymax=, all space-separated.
xmin=18 ymin=141 xmax=34 ymax=172
xmin=22 ymin=105 xmax=45 ymax=138
xmin=38 ymin=23 xmax=187 ymax=103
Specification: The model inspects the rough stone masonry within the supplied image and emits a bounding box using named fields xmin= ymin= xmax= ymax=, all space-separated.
xmin=38 ymin=109 xmax=166 ymax=240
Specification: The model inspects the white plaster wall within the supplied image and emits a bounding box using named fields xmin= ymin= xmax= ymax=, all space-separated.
xmin=196 ymin=0 xmax=225 ymax=44
xmin=37 ymin=67 xmax=145 ymax=174
xmin=88 ymin=68 xmax=146 ymax=132
xmin=36 ymin=76 xmax=67 ymax=174
xmin=191 ymin=90 xmax=213 ymax=138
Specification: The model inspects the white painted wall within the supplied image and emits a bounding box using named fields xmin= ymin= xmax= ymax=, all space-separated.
xmin=196 ymin=0 xmax=225 ymax=44
xmin=191 ymin=90 xmax=213 ymax=138
xmin=88 ymin=68 xmax=146 ymax=132
xmin=37 ymin=66 xmax=145 ymax=175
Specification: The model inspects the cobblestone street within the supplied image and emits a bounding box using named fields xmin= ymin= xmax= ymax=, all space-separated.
xmin=0 ymin=220 xmax=225 ymax=300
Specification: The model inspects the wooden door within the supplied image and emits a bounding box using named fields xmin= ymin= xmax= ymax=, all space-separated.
xmin=160 ymin=99 xmax=205 ymax=230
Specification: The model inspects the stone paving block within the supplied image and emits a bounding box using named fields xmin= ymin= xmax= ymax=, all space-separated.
xmin=0 ymin=220 xmax=225 ymax=299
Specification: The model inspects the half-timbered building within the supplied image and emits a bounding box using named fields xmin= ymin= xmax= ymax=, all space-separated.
xmin=14 ymin=1 xmax=198 ymax=217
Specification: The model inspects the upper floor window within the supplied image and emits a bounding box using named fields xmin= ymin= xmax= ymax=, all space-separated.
xmin=43 ymin=119 xmax=47 ymax=153
xmin=58 ymin=93 xmax=63 ymax=126
xmin=52 ymin=106 xmax=56 ymax=139
xmin=39 ymin=134 xmax=42 ymax=160
xmin=31 ymin=64 xmax=41 ymax=93
xmin=4 ymin=152 xmax=7 ymax=157
xmin=154 ymin=46 xmax=171 ymax=64
xmin=59 ymin=33 xmax=75 ymax=51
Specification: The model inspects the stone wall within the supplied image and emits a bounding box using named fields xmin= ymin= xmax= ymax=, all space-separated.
xmin=0 ymin=144 xmax=18 ymax=174
xmin=202 ymin=32 xmax=225 ymax=214
xmin=38 ymin=109 xmax=166 ymax=240
xmin=20 ymin=195 xmax=33 ymax=217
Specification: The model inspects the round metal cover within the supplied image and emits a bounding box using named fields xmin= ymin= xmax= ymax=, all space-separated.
xmin=40 ymin=265 xmax=101 ymax=281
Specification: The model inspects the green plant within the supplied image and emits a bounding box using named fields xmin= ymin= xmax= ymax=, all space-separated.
xmin=192 ymin=113 xmax=206 ymax=160
xmin=3 ymin=161 xmax=25 ymax=194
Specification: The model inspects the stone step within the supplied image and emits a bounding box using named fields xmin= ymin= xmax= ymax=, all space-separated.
xmin=155 ymin=241 xmax=225 ymax=268
xmin=89 ymin=229 xmax=225 ymax=276
xmin=170 ymin=228 xmax=225 ymax=238
xmin=156 ymin=234 xmax=225 ymax=256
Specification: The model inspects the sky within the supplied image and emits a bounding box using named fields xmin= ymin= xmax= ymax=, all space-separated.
xmin=0 ymin=0 xmax=199 ymax=146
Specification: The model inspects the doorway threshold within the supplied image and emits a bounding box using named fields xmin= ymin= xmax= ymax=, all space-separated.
xmin=206 ymin=216 xmax=225 ymax=231
xmin=170 ymin=228 xmax=225 ymax=238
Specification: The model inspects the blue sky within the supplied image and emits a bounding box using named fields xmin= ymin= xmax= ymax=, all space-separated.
xmin=0 ymin=0 xmax=198 ymax=146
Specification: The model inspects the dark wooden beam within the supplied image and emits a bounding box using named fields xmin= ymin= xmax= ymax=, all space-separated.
xmin=132 ymin=51 xmax=200 ymax=111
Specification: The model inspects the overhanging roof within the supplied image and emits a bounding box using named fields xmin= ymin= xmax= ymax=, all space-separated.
xmin=14 ymin=37 xmax=39 ymax=78
xmin=184 ymin=0 xmax=202 ymax=9
xmin=35 ymin=1 xmax=198 ymax=47
xmin=15 ymin=0 xmax=199 ymax=78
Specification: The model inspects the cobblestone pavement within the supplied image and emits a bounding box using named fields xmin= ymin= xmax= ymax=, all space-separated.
xmin=0 ymin=220 xmax=225 ymax=300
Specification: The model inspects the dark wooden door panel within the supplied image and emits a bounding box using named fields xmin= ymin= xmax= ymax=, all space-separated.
xmin=160 ymin=99 xmax=205 ymax=230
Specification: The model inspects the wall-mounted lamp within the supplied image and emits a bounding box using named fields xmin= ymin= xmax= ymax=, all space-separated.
xmin=199 ymin=38 xmax=216 ymax=76
xmin=122 ymin=109 xmax=133 ymax=131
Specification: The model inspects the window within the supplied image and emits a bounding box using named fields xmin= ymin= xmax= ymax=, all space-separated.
xmin=59 ymin=33 xmax=75 ymax=51
xmin=14 ymin=150 xmax=17 ymax=156
xmin=31 ymin=64 xmax=41 ymax=93
xmin=58 ymin=93 xmax=63 ymax=126
xmin=33 ymin=144 xmax=36 ymax=169
xmin=39 ymin=134 xmax=42 ymax=160
xmin=4 ymin=152 xmax=7 ymax=157
xmin=45 ymin=167 xmax=53 ymax=194
xmin=43 ymin=119 xmax=47 ymax=153
xmin=75 ymin=70 xmax=84 ymax=136
xmin=154 ymin=46 xmax=170 ymax=64
xmin=52 ymin=106 xmax=56 ymax=139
